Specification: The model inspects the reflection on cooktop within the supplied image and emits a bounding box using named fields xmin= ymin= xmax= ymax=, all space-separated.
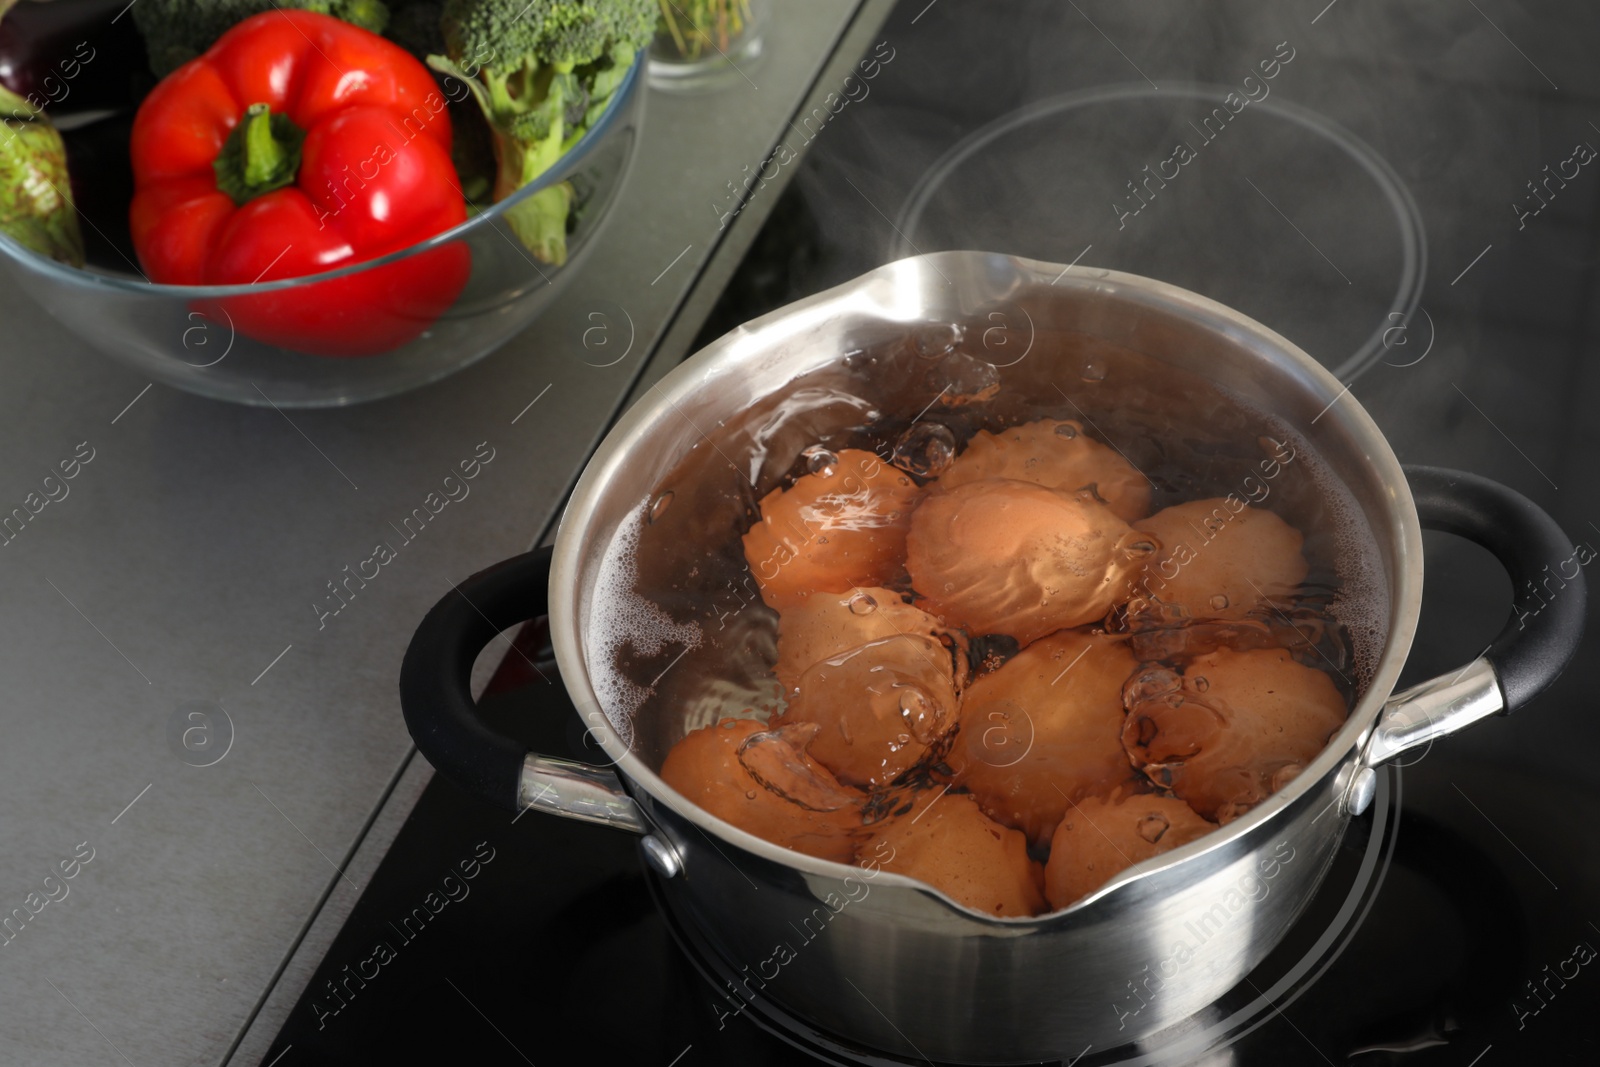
xmin=890 ymin=82 xmax=1425 ymax=381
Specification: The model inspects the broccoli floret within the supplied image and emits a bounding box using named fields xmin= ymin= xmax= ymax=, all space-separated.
xmin=429 ymin=0 xmax=653 ymax=264
xmin=441 ymin=0 xmax=653 ymax=68
xmin=133 ymin=0 xmax=392 ymax=78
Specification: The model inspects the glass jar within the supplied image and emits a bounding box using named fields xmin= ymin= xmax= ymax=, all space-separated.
xmin=649 ymin=0 xmax=768 ymax=91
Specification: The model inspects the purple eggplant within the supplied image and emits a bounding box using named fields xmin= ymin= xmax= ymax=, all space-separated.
xmin=0 ymin=0 xmax=151 ymax=117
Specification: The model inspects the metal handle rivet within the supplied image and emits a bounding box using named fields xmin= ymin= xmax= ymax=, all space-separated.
xmin=1346 ymin=767 xmax=1377 ymax=816
xmin=640 ymin=834 xmax=683 ymax=878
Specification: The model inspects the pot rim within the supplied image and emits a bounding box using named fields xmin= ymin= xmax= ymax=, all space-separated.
xmin=551 ymin=251 xmax=1422 ymax=923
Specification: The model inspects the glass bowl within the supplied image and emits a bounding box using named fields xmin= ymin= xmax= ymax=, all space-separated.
xmin=0 ymin=58 xmax=645 ymax=408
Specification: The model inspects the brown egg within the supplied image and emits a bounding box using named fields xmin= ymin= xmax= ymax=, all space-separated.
xmin=776 ymin=635 xmax=959 ymax=788
xmin=742 ymin=449 xmax=921 ymax=612
xmin=947 ymin=631 xmax=1140 ymax=846
xmin=1124 ymin=499 xmax=1309 ymax=622
xmin=906 ymin=479 xmax=1148 ymax=644
xmin=939 ymin=418 xmax=1151 ymax=522
xmin=1122 ymin=648 xmax=1348 ymax=822
xmin=774 ymin=587 xmax=965 ymax=695
xmin=859 ymin=789 xmax=1046 ymax=917
xmin=659 ymin=718 xmax=861 ymax=862
xmin=1043 ymin=792 xmax=1214 ymax=909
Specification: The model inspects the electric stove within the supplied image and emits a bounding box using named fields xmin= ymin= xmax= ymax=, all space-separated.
xmin=265 ymin=1 xmax=1600 ymax=1062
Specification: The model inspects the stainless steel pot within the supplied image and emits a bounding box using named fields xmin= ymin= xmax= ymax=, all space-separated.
xmin=401 ymin=252 xmax=1584 ymax=1063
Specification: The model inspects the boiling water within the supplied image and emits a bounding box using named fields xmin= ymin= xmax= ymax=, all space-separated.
xmin=581 ymin=327 xmax=1390 ymax=772
xmin=586 ymin=502 xmax=703 ymax=749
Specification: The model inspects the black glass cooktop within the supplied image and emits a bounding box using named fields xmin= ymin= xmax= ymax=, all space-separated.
xmin=268 ymin=0 xmax=1600 ymax=1062
xmin=262 ymin=645 xmax=1598 ymax=1066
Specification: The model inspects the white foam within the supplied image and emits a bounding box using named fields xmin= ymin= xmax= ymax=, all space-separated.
xmin=585 ymin=502 xmax=703 ymax=747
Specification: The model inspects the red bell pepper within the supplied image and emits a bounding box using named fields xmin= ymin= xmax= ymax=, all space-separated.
xmin=129 ymin=10 xmax=469 ymax=358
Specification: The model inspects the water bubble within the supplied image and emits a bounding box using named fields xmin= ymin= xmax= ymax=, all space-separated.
xmin=1081 ymin=357 xmax=1107 ymax=382
xmin=1136 ymin=813 xmax=1171 ymax=844
xmin=1125 ymin=667 xmax=1182 ymax=705
xmin=1054 ymin=421 xmax=1080 ymax=439
xmin=897 ymin=685 xmax=946 ymax=744
xmin=648 ymin=491 xmax=674 ymax=523
xmin=1270 ymin=763 xmax=1304 ymax=791
xmin=801 ymin=444 xmax=837 ymax=476
xmin=891 ymin=422 xmax=956 ymax=478
xmin=1208 ymin=594 xmax=1229 ymax=611
xmin=912 ymin=322 xmax=963 ymax=359
xmin=847 ymin=591 xmax=878 ymax=615
xmin=1193 ymin=676 xmax=1210 ymax=693
xmin=745 ymin=790 xmax=758 ymax=800
xmin=1125 ymin=539 xmax=1158 ymax=560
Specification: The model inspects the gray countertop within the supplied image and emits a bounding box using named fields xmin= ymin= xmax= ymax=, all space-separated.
xmin=0 ymin=4 xmax=873 ymax=1062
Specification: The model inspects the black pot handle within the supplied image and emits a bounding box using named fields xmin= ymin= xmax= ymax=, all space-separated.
xmin=1404 ymin=465 xmax=1585 ymax=711
xmin=1360 ymin=466 xmax=1584 ymax=777
xmin=399 ymin=546 xmax=649 ymax=830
